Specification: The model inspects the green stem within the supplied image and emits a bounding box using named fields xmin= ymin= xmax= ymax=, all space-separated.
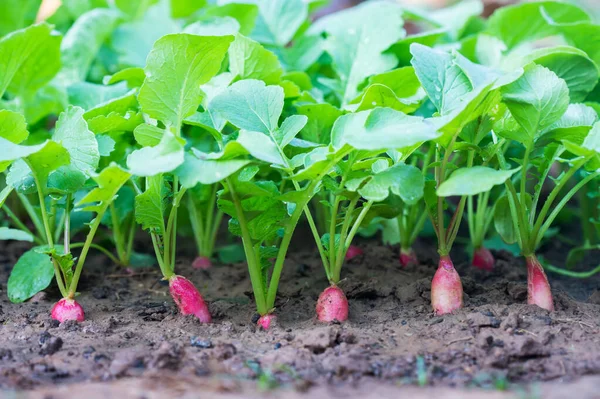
xmin=63 ymin=194 xmax=71 ymax=256
xmin=2 ymin=204 xmax=43 ymax=245
xmin=529 ymin=157 xmax=589 ymax=249
xmin=18 ymin=193 xmax=46 ymax=245
xmin=332 ymin=195 xmax=360 ymax=282
xmin=266 ymin=179 xmax=325 ymax=310
xmin=207 ymin=210 xmax=223 ymax=257
xmin=67 ymin=206 xmax=109 ymax=298
xmin=534 ymin=170 xmax=600 ymax=248
xmin=187 ymin=194 xmax=206 ymax=256
xmin=343 ymin=200 xmax=373 ymax=251
xmin=226 ymin=178 xmax=268 ymax=315
xmin=24 ymin=163 xmax=67 ymax=298
xmin=70 ymin=242 xmax=121 ymax=266
xmin=151 ymin=232 xmax=169 ymax=278
xmin=531 ymin=147 xmax=562 ymax=224
xmin=124 ymin=217 xmax=136 ymax=265
xmin=544 ymin=262 xmax=600 ymax=278
xmin=110 ymin=202 xmax=126 ymax=263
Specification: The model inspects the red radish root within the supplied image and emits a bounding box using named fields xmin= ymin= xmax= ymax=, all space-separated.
xmin=431 ymin=255 xmax=463 ymax=315
xmin=51 ymin=298 xmax=85 ymax=322
xmin=345 ymin=245 xmax=363 ymax=261
xmin=472 ymin=246 xmax=494 ymax=271
xmin=257 ymin=314 xmax=275 ymax=330
xmin=192 ymin=256 xmax=212 ymax=270
xmin=399 ymin=247 xmax=418 ymax=267
xmin=526 ymin=255 xmax=554 ymax=311
xmin=316 ymin=285 xmax=349 ymax=322
xmin=169 ymin=275 xmax=211 ymax=323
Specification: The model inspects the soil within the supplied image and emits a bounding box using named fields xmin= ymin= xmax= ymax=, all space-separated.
xmin=1 ymin=234 xmax=600 ymax=399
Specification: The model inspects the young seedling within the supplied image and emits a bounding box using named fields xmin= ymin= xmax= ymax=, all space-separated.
xmin=1 ymin=106 xmax=133 ymax=322
xmin=299 ymin=107 xmax=436 ymax=322
xmin=128 ymin=33 xmax=233 ymax=322
xmin=494 ymin=75 xmax=600 ymax=310
xmin=409 ymin=42 xmax=522 ymax=315
xmin=186 ymin=184 xmax=223 ymax=270
xmin=201 ymin=79 xmax=352 ymax=329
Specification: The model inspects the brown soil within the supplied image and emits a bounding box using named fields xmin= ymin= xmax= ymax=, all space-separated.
xmin=1 ymin=236 xmax=600 ymax=399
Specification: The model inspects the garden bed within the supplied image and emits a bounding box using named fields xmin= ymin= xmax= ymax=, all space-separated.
xmin=1 ymin=238 xmax=599 ymax=398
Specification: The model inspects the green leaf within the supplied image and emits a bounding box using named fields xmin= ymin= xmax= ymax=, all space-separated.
xmin=237 ymin=130 xmax=284 ymax=165
xmin=349 ymin=67 xmax=425 ymax=113
xmin=550 ymin=20 xmax=600 ymax=71
xmin=334 ymin=108 xmax=440 ymax=152
xmin=0 ymin=186 xmax=12 ymax=207
xmin=127 ymin=130 xmax=185 ymax=176
xmin=410 ymin=43 xmax=472 ymax=115
xmin=68 ymin=81 xmax=130 ymax=110
xmin=428 ymin=0 xmax=483 ymax=40
xmin=175 ymin=150 xmax=251 ymax=187
xmin=486 ymin=1 xmax=590 ymax=49
xmin=7 ymin=247 xmax=55 ymax=303
xmin=437 ymin=166 xmax=520 ymax=197
xmin=77 ymin=163 xmax=132 ymax=213
xmin=513 ymin=46 xmax=599 ymax=103
xmin=134 ymin=174 xmax=167 ymax=233
xmin=201 ymin=3 xmax=258 ymax=36
xmin=310 ymin=1 xmax=405 ymax=105
xmin=228 ymin=34 xmax=282 ymax=84
xmin=53 ymin=106 xmax=100 ymax=178
xmin=0 ymin=0 xmax=42 ymax=37
xmin=138 ymin=33 xmax=233 ymax=128
xmin=87 ymin=111 xmax=144 ymax=135
xmin=134 ymin=124 xmax=164 ymax=147
xmin=0 ymin=109 xmax=28 ymax=144
xmin=387 ymin=29 xmax=446 ymax=67
xmin=501 ymin=64 xmax=570 ymax=141
xmin=273 ymin=115 xmax=307 ymax=147
xmin=296 ymin=103 xmax=343 ymax=145
xmin=183 ymin=16 xmax=240 ymax=36
xmin=211 ymin=79 xmax=283 ymax=134
xmin=250 ymin=0 xmax=307 ymax=46
xmin=171 ymin=0 xmax=206 ymax=18
xmin=103 ymin=67 xmax=146 ymax=88
xmin=0 ymin=227 xmax=33 ymax=242
xmin=57 ymin=9 xmax=120 ymax=85
xmin=494 ymin=195 xmax=517 ymax=244
xmin=0 ymin=23 xmax=62 ymax=98
xmin=112 ymin=1 xmax=181 ymax=68
xmin=359 ymin=163 xmax=424 ymax=204
xmin=540 ymin=103 xmax=598 ymax=145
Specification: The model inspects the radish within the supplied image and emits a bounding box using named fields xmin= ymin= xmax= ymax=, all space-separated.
xmin=345 ymin=245 xmax=363 ymax=261
xmin=169 ymin=275 xmax=211 ymax=323
xmin=316 ymin=285 xmax=348 ymax=322
xmin=472 ymin=246 xmax=494 ymax=271
xmin=192 ymin=256 xmax=212 ymax=270
xmin=431 ymin=255 xmax=463 ymax=315
xmin=399 ymin=247 xmax=418 ymax=267
xmin=257 ymin=314 xmax=275 ymax=330
xmin=526 ymin=255 xmax=554 ymax=311
xmin=51 ymin=298 xmax=85 ymax=322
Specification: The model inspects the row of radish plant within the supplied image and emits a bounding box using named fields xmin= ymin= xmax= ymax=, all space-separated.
xmin=0 ymin=0 xmax=599 ymax=328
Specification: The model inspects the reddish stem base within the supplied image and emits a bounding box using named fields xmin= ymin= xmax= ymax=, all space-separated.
xmin=51 ymin=298 xmax=85 ymax=322
xmin=399 ymin=247 xmax=418 ymax=268
xmin=526 ymin=255 xmax=554 ymax=311
xmin=431 ymin=255 xmax=463 ymax=315
xmin=257 ymin=314 xmax=275 ymax=330
xmin=316 ymin=285 xmax=349 ymax=322
xmin=169 ymin=275 xmax=211 ymax=323
xmin=192 ymin=256 xmax=212 ymax=270
xmin=472 ymin=246 xmax=494 ymax=271
xmin=345 ymin=245 xmax=363 ymax=261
